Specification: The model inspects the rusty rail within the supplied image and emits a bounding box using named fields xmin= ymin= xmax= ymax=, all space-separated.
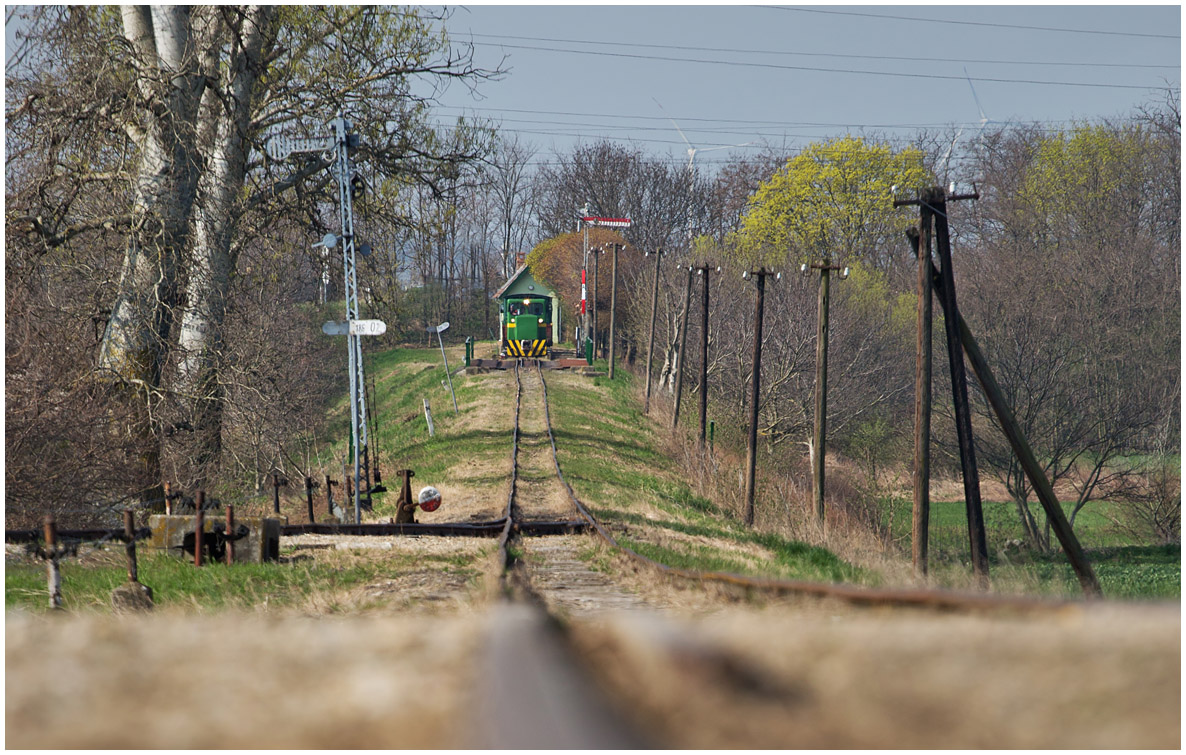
xmin=496 ymin=359 xmax=525 ymax=583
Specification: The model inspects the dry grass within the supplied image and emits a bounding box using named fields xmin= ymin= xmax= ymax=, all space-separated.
xmin=5 ymin=611 xmax=485 ymax=749
xmin=569 ymin=602 xmax=1181 ymax=749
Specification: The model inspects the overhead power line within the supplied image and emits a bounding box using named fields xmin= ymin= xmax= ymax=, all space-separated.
xmin=433 ymin=105 xmax=1131 ymax=133
xmin=766 ymin=6 xmax=1181 ymax=40
xmin=473 ymin=42 xmax=1168 ymax=91
xmin=466 ymin=32 xmax=1177 ymax=70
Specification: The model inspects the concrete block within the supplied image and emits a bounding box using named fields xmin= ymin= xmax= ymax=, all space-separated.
xmin=148 ymin=515 xmax=281 ymax=563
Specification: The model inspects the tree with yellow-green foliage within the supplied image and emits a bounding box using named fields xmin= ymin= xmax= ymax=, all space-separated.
xmin=730 ymin=136 xmax=931 ymax=270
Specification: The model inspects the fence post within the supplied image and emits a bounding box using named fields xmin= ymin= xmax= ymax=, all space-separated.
xmin=225 ymin=505 xmax=235 ymax=566
xmin=124 ymin=509 xmax=139 ymax=583
xmin=44 ymin=515 xmax=62 ymax=610
xmin=325 ymin=474 xmax=335 ymax=518
xmin=305 ymin=476 xmax=315 ymax=524
xmin=194 ymin=493 xmax=205 ymax=567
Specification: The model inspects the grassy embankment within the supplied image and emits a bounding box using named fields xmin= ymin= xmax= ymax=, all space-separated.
xmin=545 ymin=364 xmax=864 ymax=585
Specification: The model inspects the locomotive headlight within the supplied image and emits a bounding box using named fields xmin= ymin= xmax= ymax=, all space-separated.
xmin=523 ymin=298 xmax=531 ymax=304
xmin=538 ymin=318 xmax=544 ymax=324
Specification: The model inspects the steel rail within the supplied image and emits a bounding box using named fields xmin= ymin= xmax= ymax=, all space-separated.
xmin=534 ymin=363 xmax=1080 ymax=614
xmin=5 ymin=528 xmax=151 ymax=545
xmin=478 ymin=363 xmax=651 ymax=749
xmin=495 ymin=359 xmax=524 ymax=583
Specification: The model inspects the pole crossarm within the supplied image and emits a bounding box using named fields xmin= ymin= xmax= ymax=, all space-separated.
xmin=894 ymin=186 xmax=980 ymax=208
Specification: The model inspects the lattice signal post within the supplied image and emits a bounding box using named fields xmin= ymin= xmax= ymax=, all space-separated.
xmin=268 ymin=114 xmax=371 ymax=524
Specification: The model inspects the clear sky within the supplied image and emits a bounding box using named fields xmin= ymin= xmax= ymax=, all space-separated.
xmin=432 ymin=4 xmax=1181 ymax=168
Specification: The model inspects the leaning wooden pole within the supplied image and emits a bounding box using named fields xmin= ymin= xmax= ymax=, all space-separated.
xmin=906 ymin=228 xmax=1102 ymax=597
xmin=932 ymin=193 xmax=990 ymax=587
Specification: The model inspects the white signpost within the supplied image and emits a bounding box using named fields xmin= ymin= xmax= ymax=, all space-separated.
xmin=428 ymin=322 xmax=458 ymax=414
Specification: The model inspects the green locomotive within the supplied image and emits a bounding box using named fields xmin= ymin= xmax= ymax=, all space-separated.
xmin=495 ymin=265 xmax=561 ymax=359
xmin=501 ymin=296 xmax=553 ymax=358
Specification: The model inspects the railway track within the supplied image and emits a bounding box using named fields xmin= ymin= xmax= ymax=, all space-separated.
xmin=5 ymin=358 xmax=1178 ymax=750
xmin=473 ymin=359 xmax=653 ymax=748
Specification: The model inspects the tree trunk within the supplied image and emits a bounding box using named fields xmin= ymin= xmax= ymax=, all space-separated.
xmin=175 ymin=6 xmax=276 ymax=489
xmin=98 ymin=6 xmax=211 ymax=503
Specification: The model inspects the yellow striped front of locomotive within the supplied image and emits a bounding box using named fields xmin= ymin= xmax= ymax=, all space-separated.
xmin=506 ymin=339 xmax=548 ymax=357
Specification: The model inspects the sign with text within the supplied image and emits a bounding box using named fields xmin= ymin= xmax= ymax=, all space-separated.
xmin=350 ymin=319 xmax=387 ymax=336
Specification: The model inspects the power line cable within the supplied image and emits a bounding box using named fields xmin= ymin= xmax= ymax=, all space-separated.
xmin=466 ymin=31 xmax=1178 ymax=70
xmin=472 ymin=41 xmax=1168 ymax=91
xmin=765 ymin=6 xmax=1181 ymax=40
xmin=432 ymin=104 xmax=1145 ymax=132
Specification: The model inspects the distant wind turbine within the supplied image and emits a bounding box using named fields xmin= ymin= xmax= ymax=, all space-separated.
xmin=652 ymin=97 xmax=753 ymax=172
xmin=964 ymin=67 xmax=1007 ymax=156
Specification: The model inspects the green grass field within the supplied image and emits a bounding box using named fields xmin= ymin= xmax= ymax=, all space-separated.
xmin=886 ymin=497 xmax=1180 ymax=599
xmin=5 ymin=548 xmax=483 ymax=614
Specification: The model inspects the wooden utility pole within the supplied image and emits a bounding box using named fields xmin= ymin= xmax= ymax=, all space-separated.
xmin=697 ymin=265 xmax=713 ymax=450
xmin=671 ymin=265 xmax=694 ymax=428
xmin=902 ymin=190 xmax=936 ymax=575
xmin=906 ymin=227 xmax=1102 ymax=597
xmin=900 ymin=186 xmax=988 ymax=583
xmin=805 ymin=260 xmax=848 ymax=525
xmin=742 ymin=268 xmax=777 ymax=526
xmin=591 ymin=247 xmax=601 ymax=358
xmin=932 ymin=189 xmax=990 ymax=587
xmin=644 ymin=249 xmax=663 ymax=413
xmin=608 ymin=243 xmax=621 ymax=379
